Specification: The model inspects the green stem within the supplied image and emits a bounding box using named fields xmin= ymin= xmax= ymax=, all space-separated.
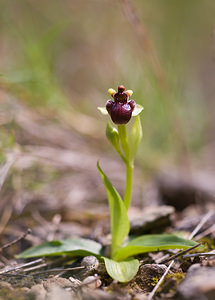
xmin=117 ymin=125 xmax=134 ymax=210
xmin=124 ymin=162 xmax=134 ymax=210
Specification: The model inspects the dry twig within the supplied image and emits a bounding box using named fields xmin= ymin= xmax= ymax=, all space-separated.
xmin=30 ymin=266 xmax=85 ymax=276
xmin=0 ymin=258 xmax=43 ymax=275
xmin=194 ymin=222 xmax=215 ymax=241
xmin=183 ymin=251 xmax=215 ymax=258
xmin=159 ymin=243 xmax=201 ymax=264
xmin=0 ymin=228 xmax=32 ymax=252
xmin=189 ymin=212 xmax=213 ymax=240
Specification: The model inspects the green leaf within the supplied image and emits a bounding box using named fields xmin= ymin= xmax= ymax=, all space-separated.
xmin=97 ymin=106 xmax=108 ymax=115
xmin=132 ymin=104 xmax=144 ymax=117
xmin=104 ymin=257 xmax=139 ymax=282
xmin=97 ymin=162 xmax=129 ymax=257
xmin=128 ymin=116 xmax=142 ymax=161
xmin=106 ymin=122 xmax=121 ymax=153
xmin=114 ymin=234 xmax=199 ymax=261
xmin=17 ymin=238 xmax=103 ymax=259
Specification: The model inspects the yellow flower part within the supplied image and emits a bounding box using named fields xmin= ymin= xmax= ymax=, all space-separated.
xmin=108 ymin=88 xmax=116 ymax=97
xmin=125 ymin=90 xmax=133 ymax=97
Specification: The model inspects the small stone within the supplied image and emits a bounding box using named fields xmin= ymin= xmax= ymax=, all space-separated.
xmin=68 ymin=276 xmax=82 ymax=288
xmin=73 ymin=256 xmax=103 ymax=280
xmin=177 ymin=266 xmax=215 ymax=300
xmin=134 ymin=294 xmax=148 ymax=300
xmin=0 ymin=281 xmax=13 ymax=290
xmin=30 ymin=284 xmax=46 ymax=300
xmin=47 ymin=286 xmax=71 ymax=300
xmin=43 ymin=277 xmax=73 ymax=291
xmin=81 ymin=256 xmax=99 ymax=271
xmin=127 ymin=264 xmax=169 ymax=293
xmin=130 ymin=206 xmax=175 ymax=235
xmin=82 ymin=275 xmax=102 ymax=289
xmin=186 ymin=263 xmax=201 ymax=274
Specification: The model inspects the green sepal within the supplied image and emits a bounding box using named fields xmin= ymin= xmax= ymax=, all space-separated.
xmin=132 ymin=104 xmax=144 ymax=117
xmin=106 ymin=122 xmax=121 ymax=153
xmin=128 ymin=115 xmax=142 ymax=162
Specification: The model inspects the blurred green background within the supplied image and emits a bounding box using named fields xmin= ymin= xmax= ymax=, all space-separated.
xmin=1 ymin=0 xmax=215 ymax=170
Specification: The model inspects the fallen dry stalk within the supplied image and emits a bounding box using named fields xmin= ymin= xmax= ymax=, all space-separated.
xmin=0 ymin=258 xmax=43 ymax=275
xmin=159 ymin=243 xmax=201 ymax=264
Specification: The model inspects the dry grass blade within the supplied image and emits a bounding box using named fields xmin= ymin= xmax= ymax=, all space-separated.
xmin=0 ymin=154 xmax=16 ymax=234
xmin=183 ymin=252 xmax=215 ymax=258
xmin=194 ymin=223 xmax=215 ymax=241
xmin=148 ymin=260 xmax=174 ymax=300
xmin=30 ymin=266 xmax=85 ymax=276
xmin=0 ymin=153 xmax=16 ymax=191
xmin=159 ymin=243 xmax=201 ymax=264
xmin=23 ymin=263 xmax=48 ymax=272
xmin=189 ymin=211 xmax=213 ymax=240
xmin=0 ymin=205 xmax=13 ymax=235
xmin=0 ymin=258 xmax=44 ymax=275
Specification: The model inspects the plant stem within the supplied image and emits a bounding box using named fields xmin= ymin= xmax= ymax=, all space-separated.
xmin=124 ymin=162 xmax=133 ymax=210
xmin=117 ymin=125 xmax=133 ymax=210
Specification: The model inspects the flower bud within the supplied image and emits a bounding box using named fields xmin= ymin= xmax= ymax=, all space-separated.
xmin=106 ymin=122 xmax=120 ymax=153
xmin=105 ymin=85 xmax=136 ymax=125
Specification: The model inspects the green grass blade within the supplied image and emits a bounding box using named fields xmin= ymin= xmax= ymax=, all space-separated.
xmin=17 ymin=238 xmax=102 ymax=259
xmin=104 ymin=257 xmax=139 ymax=282
xmin=97 ymin=162 xmax=129 ymax=258
xmin=114 ymin=234 xmax=199 ymax=261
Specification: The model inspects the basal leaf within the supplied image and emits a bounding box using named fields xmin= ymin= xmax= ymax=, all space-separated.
xmin=104 ymin=257 xmax=139 ymax=282
xmin=17 ymin=238 xmax=103 ymax=259
xmin=114 ymin=234 xmax=198 ymax=261
xmin=97 ymin=162 xmax=129 ymax=257
xmin=128 ymin=115 xmax=142 ymax=162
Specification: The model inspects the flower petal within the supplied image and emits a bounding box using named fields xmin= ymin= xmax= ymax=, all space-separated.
xmin=97 ymin=106 xmax=108 ymax=115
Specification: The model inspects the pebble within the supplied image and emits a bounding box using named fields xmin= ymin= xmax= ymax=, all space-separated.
xmin=127 ymin=263 xmax=169 ymax=293
xmin=82 ymin=275 xmax=102 ymax=289
xmin=177 ymin=266 xmax=215 ymax=300
xmin=130 ymin=205 xmax=175 ymax=235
